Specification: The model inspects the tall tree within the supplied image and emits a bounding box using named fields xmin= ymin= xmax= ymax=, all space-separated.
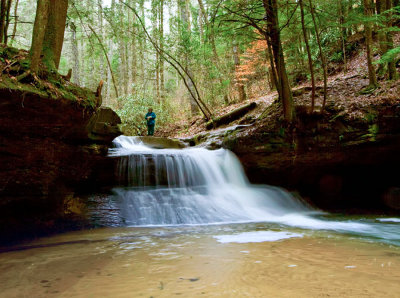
xmin=363 ymin=0 xmax=378 ymax=87
xmin=70 ymin=21 xmax=80 ymax=85
xmin=3 ymin=0 xmax=12 ymax=44
xmin=263 ymin=0 xmax=294 ymax=122
xmin=198 ymin=0 xmax=229 ymax=104
xmin=128 ymin=0 xmax=137 ymax=95
xmin=159 ymin=0 xmax=165 ymax=100
xmin=152 ymin=0 xmax=160 ymax=101
xmin=233 ymin=41 xmax=247 ymax=102
xmin=10 ymin=0 xmax=18 ymax=45
xmin=308 ymin=0 xmax=328 ymax=111
xmin=384 ymin=0 xmax=397 ymax=80
xmin=41 ymin=0 xmax=68 ymax=70
xmin=179 ymin=0 xmax=198 ymax=116
xmin=0 ymin=0 xmax=6 ymax=43
xmin=338 ymin=0 xmax=347 ymax=73
xmin=29 ymin=0 xmax=50 ymax=73
xmin=299 ymin=0 xmax=315 ymax=112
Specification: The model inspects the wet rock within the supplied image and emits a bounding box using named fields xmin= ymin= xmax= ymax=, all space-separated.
xmin=136 ymin=136 xmax=187 ymax=149
xmin=226 ymin=105 xmax=400 ymax=213
xmin=87 ymin=107 xmax=122 ymax=143
xmin=383 ymin=187 xmax=400 ymax=210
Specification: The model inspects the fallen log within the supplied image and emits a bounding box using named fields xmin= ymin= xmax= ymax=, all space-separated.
xmin=206 ymin=102 xmax=257 ymax=130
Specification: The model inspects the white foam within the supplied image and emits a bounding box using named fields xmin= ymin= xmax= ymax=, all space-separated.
xmin=376 ymin=218 xmax=400 ymax=223
xmin=213 ymin=231 xmax=303 ymax=243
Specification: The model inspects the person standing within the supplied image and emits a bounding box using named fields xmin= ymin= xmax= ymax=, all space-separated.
xmin=145 ymin=108 xmax=156 ymax=136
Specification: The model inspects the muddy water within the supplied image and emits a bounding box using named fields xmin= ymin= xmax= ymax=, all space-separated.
xmin=1 ymin=223 xmax=400 ymax=298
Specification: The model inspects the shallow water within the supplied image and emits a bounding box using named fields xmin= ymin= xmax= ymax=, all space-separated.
xmin=1 ymin=223 xmax=400 ymax=297
xmin=2 ymin=136 xmax=400 ymax=297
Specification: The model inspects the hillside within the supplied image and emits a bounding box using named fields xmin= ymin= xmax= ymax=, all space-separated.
xmin=158 ymin=34 xmax=400 ymax=139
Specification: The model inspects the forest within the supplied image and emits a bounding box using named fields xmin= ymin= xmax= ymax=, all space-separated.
xmin=1 ymin=0 xmax=400 ymax=297
xmin=2 ymin=0 xmax=398 ymax=134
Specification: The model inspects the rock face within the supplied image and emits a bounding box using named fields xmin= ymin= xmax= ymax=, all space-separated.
xmin=223 ymin=104 xmax=400 ymax=213
xmin=0 ymin=85 xmax=121 ymax=242
xmin=137 ymin=136 xmax=187 ymax=149
xmin=87 ymin=107 xmax=122 ymax=143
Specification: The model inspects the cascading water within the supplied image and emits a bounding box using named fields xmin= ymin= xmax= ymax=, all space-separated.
xmin=108 ymin=136 xmax=400 ymax=245
xmin=109 ymin=136 xmax=311 ymax=226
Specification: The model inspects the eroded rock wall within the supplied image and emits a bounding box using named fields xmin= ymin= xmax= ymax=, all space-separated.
xmin=0 ymin=87 xmax=121 ymax=242
xmin=224 ymin=105 xmax=400 ymax=213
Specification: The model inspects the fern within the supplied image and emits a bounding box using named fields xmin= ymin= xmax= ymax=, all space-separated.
xmin=375 ymin=47 xmax=400 ymax=65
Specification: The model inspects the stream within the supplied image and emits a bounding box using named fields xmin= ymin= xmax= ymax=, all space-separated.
xmin=1 ymin=136 xmax=400 ymax=297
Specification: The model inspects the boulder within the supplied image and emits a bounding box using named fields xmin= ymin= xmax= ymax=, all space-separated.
xmin=136 ymin=136 xmax=187 ymax=149
xmin=0 ymin=80 xmax=121 ymax=243
xmin=87 ymin=107 xmax=122 ymax=143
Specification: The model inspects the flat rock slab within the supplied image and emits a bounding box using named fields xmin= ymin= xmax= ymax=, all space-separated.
xmin=137 ymin=136 xmax=187 ymax=149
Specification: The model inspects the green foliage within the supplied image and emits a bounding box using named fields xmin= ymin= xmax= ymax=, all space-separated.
xmin=114 ymin=92 xmax=187 ymax=136
xmin=375 ymin=47 xmax=400 ymax=65
xmin=9 ymin=0 xmax=400 ymax=130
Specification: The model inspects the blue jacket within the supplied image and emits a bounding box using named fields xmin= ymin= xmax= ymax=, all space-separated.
xmin=145 ymin=112 xmax=156 ymax=126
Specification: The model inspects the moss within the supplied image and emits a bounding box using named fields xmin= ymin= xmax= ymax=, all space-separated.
xmin=0 ymin=46 xmax=20 ymax=59
xmin=0 ymin=45 xmax=97 ymax=111
xmin=0 ymin=77 xmax=48 ymax=98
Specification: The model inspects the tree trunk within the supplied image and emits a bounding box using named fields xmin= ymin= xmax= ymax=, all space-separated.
xmin=385 ymin=0 xmax=397 ymax=80
xmin=117 ymin=2 xmax=127 ymax=96
xmin=79 ymin=39 xmax=85 ymax=86
xmin=30 ymin=0 xmax=50 ymax=73
xmin=97 ymin=0 xmax=105 ymax=85
xmin=42 ymin=0 xmax=68 ymax=70
xmin=0 ymin=0 xmax=6 ymax=43
xmin=309 ymin=0 xmax=328 ymax=111
xmin=106 ymin=38 xmax=114 ymax=102
xmin=130 ymin=0 xmax=137 ymax=94
xmin=152 ymin=0 xmax=160 ymax=102
xmin=139 ymin=0 xmax=145 ymax=85
xmin=233 ymin=42 xmax=246 ymax=102
xmin=363 ymin=0 xmax=378 ymax=87
xmin=206 ymin=102 xmax=257 ymax=129
xmin=10 ymin=0 xmax=18 ymax=45
xmin=338 ymin=0 xmax=347 ymax=73
xmin=87 ymin=23 xmax=119 ymax=98
xmin=263 ymin=0 xmax=294 ymax=122
xmin=121 ymin=0 xmax=212 ymax=120
xmin=3 ymin=0 xmax=12 ymax=44
xmin=159 ymin=0 xmax=165 ymax=100
xmin=198 ymin=0 xmax=229 ymax=104
xmin=376 ymin=0 xmax=388 ymax=63
xmin=266 ymin=37 xmax=279 ymax=91
xmin=299 ymin=0 xmax=315 ymax=112
xmin=70 ymin=22 xmax=80 ymax=85
xmin=179 ymin=0 xmax=198 ymax=116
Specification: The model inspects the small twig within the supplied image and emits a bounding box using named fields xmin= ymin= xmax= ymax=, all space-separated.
xmin=96 ymin=80 xmax=104 ymax=97
xmin=17 ymin=70 xmax=31 ymax=82
xmin=1 ymin=60 xmax=18 ymax=73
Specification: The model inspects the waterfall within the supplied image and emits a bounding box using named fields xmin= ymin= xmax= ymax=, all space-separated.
xmin=104 ymin=136 xmax=400 ymax=246
xmin=108 ymin=136 xmax=311 ymax=226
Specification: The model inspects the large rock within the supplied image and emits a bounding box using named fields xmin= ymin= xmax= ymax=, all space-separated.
xmin=87 ymin=107 xmax=122 ymax=143
xmin=0 ymin=83 xmax=121 ymax=243
xmin=136 ymin=136 xmax=187 ymax=149
xmin=223 ymin=104 xmax=400 ymax=213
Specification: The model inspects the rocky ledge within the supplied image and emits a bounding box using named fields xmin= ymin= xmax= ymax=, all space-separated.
xmin=221 ymin=103 xmax=400 ymax=213
xmin=0 ymin=60 xmax=121 ymax=242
